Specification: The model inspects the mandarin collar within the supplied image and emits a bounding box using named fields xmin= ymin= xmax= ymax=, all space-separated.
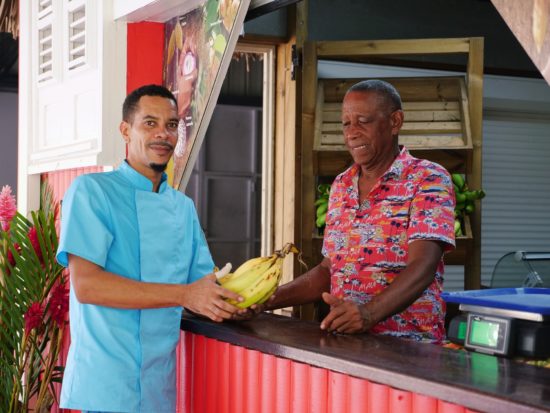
xmin=118 ymin=160 xmax=168 ymax=192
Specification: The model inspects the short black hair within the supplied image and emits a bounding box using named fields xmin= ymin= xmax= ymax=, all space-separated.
xmin=122 ymin=84 xmax=177 ymax=122
xmin=346 ymin=79 xmax=402 ymax=112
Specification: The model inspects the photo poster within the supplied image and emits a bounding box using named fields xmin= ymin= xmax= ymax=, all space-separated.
xmin=164 ymin=0 xmax=251 ymax=190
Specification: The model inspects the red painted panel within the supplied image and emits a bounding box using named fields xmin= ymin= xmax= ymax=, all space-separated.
xmin=412 ymin=393 xmax=438 ymax=413
xmin=348 ymin=375 xmax=369 ymax=413
xmin=204 ymin=338 xmax=218 ymax=413
xmin=368 ymin=380 xmax=389 ymax=413
xmin=389 ymin=388 xmax=412 ymax=413
xmin=216 ymin=341 xmax=231 ymax=413
xmin=245 ymin=349 xmax=261 ymax=413
xmin=328 ymin=370 xmax=349 ymax=412
xmin=291 ymin=362 xmax=310 ymax=413
xmin=275 ymin=357 xmax=291 ymax=413
xmin=229 ymin=344 xmax=245 ymax=413
xmin=259 ymin=353 xmax=277 ymax=413
xmin=177 ymin=332 xmax=481 ymax=413
xmin=127 ymin=22 xmax=165 ymax=93
xmin=438 ymin=400 xmax=466 ymax=413
xmin=182 ymin=331 xmax=193 ymax=413
xmin=192 ymin=334 xmax=207 ymax=412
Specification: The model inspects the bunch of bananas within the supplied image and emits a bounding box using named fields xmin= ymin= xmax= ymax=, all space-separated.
xmin=215 ymin=243 xmax=301 ymax=309
xmin=452 ymin=173 xmax=485 ymax=237
xmin=315 ymin=184 xmax=331 ymax=229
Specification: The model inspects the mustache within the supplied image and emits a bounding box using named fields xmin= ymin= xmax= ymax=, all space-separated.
xmin=148 ymin=141 xmax=175 ymax=150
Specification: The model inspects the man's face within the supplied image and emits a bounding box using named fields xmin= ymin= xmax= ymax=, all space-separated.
xmin=341 ymin=90 xmax=403 ymax=168
xmin=120 ymin=95 xmax=179 ymax=177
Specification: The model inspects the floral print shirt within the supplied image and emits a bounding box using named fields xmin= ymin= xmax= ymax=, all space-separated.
xmin=322 ymin=147 xmax=455 ymax=343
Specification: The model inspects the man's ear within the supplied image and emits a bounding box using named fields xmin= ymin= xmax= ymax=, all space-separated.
xmin=390 ymin=110 xmax=404 ymax=134
xmin=119 ymin=121 xmax=130 ymax=144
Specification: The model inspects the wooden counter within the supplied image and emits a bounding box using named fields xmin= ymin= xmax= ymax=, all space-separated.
xmin=179 ymin=313 xmax=550 ymax=413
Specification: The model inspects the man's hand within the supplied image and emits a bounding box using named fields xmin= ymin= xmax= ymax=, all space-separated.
xmin=229 ymin=292 xmax=277 ymax=321
xmin=183 ymin=274 xmax=243 ymax=322
xmin=320 ymin=292 xmax=374 ymax=334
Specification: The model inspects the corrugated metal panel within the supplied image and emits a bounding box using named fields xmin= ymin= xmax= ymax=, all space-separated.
xmin=444 ymin=116 xmax=550 ymax=291
xmin=178 ymin=331 xmax=477 ymax=413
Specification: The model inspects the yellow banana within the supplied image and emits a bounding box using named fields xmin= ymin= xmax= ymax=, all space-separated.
xmin=229 ymin=263 xmax=282 ymax=308
xmin=218 ymin=243 xmax=305 ymax=308
xmin=220 ymin=255 xmax=277 ymax=293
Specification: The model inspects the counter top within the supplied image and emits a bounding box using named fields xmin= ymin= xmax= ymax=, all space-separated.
xmin=181 ymin=313 xmax=550 ymax=413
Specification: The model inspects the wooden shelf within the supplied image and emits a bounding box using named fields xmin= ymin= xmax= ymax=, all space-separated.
xmin=314 ymin=77 xmax=473 ymax=153
xmin=301 ymin=38 xmax=484 ymax=291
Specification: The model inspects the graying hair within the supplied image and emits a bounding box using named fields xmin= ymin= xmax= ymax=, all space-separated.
xmin=346 ymin=79 xmax=402 ymax=112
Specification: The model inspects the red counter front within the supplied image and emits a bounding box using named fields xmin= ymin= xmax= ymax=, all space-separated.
xmin=177 ymin=313 xmax=550 ymax=413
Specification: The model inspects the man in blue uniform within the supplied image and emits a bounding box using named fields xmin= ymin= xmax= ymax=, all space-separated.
xmin=56 ymin=85 xmax=243 ymax=412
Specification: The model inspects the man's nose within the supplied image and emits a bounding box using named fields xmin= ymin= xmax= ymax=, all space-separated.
xmin=344 ymin=124 xmax=360 ymax=140
xmin=155 ymin=125 xmax=172 ymax=139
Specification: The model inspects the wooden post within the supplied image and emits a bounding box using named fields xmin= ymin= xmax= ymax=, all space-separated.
xmin=465 ymin=37 xmax=484 ymax=289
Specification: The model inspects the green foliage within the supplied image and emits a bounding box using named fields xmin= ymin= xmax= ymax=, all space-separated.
xmin=0 ymin=183 xmax=65 ymax=412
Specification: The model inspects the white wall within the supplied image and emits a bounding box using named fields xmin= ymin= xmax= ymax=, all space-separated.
xmin=0 ymin=92 xmax=18 ymax=192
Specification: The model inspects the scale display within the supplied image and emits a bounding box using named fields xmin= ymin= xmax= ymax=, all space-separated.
xmin=465 ymin=313 xmax=513 ymax=356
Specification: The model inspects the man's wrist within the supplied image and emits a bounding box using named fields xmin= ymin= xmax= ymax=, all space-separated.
xmin=359 ymin=304 xmax=374 ymax=331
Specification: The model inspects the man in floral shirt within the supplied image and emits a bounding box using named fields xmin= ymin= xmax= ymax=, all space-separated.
xmin=262 ymin=79 xmax=455 ymax=343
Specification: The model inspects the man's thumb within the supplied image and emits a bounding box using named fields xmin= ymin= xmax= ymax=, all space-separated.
xmin=322 ymin=292 xmax=341 ymax=306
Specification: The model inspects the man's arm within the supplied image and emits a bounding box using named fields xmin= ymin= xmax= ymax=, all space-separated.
xmin=266 ymin=257 xmax=332 ymax=310
xmin=69 ymin=254 xmax=242 ymax=322
xmin=320 ymin=240 xmax=444 ymax=333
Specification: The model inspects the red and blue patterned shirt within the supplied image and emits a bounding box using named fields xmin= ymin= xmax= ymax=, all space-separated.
xmin=322 ymin=147 xmax=455 ymax=343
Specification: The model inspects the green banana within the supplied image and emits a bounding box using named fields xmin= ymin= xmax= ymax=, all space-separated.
xmin=316 ymin=213 xmax=327 ymax=228
xmin=455 ymin=192 xmax=467 ymax=203
xmin=451 ymin=173 xmax=465 ymax=191
xmin=316 ymin=202 xmax=328 ymax=218
xmin=454 ymin=219 xmax=463 ymax=237
xmin=314 ymin=197 xmax=329 ymax=207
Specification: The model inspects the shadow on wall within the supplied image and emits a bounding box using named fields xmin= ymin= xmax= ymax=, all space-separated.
xmin=0 ymin=91 xmax=18 ymax=192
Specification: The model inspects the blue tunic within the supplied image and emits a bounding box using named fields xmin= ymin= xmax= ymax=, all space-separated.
xmin=56 ymin=161 xmax=214 ymax=412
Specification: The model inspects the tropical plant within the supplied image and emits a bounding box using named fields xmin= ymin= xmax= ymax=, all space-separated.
xmin=0 ymin=183 xmax=67 ymax=412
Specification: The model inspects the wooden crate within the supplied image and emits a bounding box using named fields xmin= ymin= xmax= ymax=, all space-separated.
xmin=313 ymin=77 xmax=473 ymax=152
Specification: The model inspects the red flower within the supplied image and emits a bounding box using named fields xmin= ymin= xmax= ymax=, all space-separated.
xmin=24 ymin=302 xmax=44 ymax=334
xmin=48 ymin=284 xmax=69 ymax=327
xmin=28 ymin=226 xmax=43 ymax=263
xmin=7 ymin=243 xmax=21 ymax=267
xmin=0 ymin=185 xmax=17 ymax=232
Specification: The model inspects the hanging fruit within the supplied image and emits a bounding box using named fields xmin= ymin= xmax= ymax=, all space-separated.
xmin=452 ymin=173 xmax=485 ymax=237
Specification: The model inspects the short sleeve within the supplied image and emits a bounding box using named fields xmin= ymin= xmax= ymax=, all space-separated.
xmin=187 ymin=202 xmax=214 ymax=283
xmin=56 ymin=176 xmax=114 ymax=268
xmin=407 ymin=164 xmax=456 ymax=252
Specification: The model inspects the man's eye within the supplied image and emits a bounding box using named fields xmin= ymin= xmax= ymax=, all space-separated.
xmin=342 ymin=121 xmax=350 ymax=127
xmin=358 ymin=117 xmax=369 ymax=124
xmin=145 ymin=120 xmax=155 ymax=126
xmin=167 ymin=122 xmax=178 ymax=129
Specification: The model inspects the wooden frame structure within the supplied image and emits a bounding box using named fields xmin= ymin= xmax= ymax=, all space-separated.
xmin=300 ymin=38 xmax=484 ymax=299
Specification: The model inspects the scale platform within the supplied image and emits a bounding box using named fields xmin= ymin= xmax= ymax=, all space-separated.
xmin=442 ymin=288 xmax=550 ymax=357
xmin=442 ymin=288 xmax=550 ymax=322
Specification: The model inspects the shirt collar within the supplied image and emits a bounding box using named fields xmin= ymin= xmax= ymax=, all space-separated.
xmin=344 ymin=146 xmax=413 ymax=185
xmin=118 ymin=160 xmax=168 ymax=192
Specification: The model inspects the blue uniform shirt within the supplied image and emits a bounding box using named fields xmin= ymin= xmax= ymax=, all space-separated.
xmin=57 ymin=161 xmax=214 ymax=412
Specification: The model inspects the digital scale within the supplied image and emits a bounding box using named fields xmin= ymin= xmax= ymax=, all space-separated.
xmin=442 ymin=288 xmax=550 ymax=358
